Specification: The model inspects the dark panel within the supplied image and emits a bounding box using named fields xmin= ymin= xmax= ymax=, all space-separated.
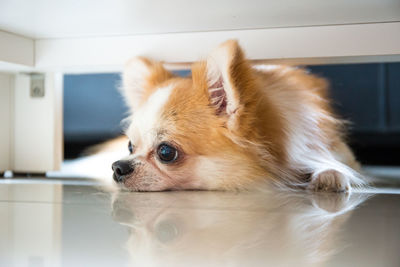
xmin=174 ymin=70 xmax=191 ymax=76
xmin=63 ymin=70 xmax=190 ymax=144
xmin=308 ymin=64 xmax=385 ymax=132
xmin=387 ymin=63 xmax=400 ymax=131
xmin=64 ymin=73 xmax=127 ymax=142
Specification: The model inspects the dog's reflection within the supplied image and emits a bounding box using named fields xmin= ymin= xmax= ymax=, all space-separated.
xmin=112 ymin=190 xmax=370 ymax=267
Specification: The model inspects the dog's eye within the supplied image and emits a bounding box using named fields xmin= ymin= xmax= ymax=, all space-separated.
xmin=128 ymin=141 xmax=134 ymax=154
xmin=157 ymin=143 xmax=178 ymax=163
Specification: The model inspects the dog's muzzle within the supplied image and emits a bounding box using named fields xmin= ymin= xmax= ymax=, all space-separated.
xmin=112 ymin=160 xmax=134 ymax=183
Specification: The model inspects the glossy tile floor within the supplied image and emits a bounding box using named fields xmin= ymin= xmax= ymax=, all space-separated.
xmin=1 ymin=177 xmax=400 ymax=267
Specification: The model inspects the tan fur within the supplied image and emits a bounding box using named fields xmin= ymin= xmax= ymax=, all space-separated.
xmin=113 ymin=40 xmax=364 ymax=192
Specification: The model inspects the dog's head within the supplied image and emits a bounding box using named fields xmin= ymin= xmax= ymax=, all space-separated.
xmin=112 ymin=40 xmax=280 ymax=191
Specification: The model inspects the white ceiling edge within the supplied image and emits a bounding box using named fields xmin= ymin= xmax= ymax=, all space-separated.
xmin=34 ymin=22 xmax=400 ymax=72
xmin=1 ymin=22 xmax=400 ymax=73
xmin=0 ymin=30 xmax=34 ymax=67
xmin=1 ymin=0 xmax=400 ymax=39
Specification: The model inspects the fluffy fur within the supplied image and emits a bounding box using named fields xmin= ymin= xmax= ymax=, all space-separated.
xmin=113 ymin=40 xmax=366 ymax=192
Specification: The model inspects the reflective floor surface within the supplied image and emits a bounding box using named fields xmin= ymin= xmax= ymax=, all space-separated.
xmin=1 ymin=179 xmax=400 ymax=267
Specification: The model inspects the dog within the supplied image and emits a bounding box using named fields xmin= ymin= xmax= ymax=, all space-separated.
xmin=111 ymin=40 xmax=365 ymax=192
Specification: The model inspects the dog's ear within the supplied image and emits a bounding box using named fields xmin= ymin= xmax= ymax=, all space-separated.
xmin=122 ymin=57 xmax=172 ymax=111
xmin=205 ymin=40 xmax=254 ymax=131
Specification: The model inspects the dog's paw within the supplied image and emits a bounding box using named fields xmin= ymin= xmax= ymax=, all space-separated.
xmin=307 ymin=169 xmax=350 ymax=192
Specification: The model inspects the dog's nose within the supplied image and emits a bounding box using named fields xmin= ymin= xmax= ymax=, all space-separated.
xmin=112 ymin=160 xmax=134 ymax=183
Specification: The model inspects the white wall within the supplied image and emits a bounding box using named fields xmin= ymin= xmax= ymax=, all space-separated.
xmin=0 ymin=73 xmax=13 ymax=171
xmin=13 ymin=73 xmax=62 ymax=172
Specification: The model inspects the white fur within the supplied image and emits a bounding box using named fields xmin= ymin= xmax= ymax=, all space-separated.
xmin=127 ymin=85 xmax=173 ymax=152
xmin=122 ymin=58 xmax=153 ymax=110
xmin=265 ymin=75 xmax=364 ymax=190
xmin=253 ymin=66 xmax=365 ymax=191
xmin=253 ymin=64 xmax=296 ymax=74
xmin=285 ymin=109 xmax=364 ymax=191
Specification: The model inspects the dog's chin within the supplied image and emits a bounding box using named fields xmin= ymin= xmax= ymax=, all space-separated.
xmin=119 ymin=177 xmax=172 ymax=192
